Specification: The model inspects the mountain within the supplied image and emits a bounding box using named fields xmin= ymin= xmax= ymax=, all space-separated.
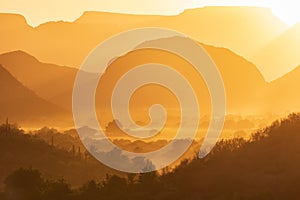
xmin=0 ymin=13 xmax=31 ymax=30
xmin=95 ymin=37 xmax=267 ymax=129
xmin=0 ymin=51 xmax=96 ymax=111
xmin=0 ymin=64 xmax=67 ymax=126
xmin=151 ymin=7 xmax=287 ymax=57
xmin=0 ymin=51 xmax=78 ymax=110
xmin=1 ymin=40 xmax=299 ymax=126
xmin=0 ymin=7 xmax=287 ymax=69
xmin=203 ymin=43 xmax=266 ymax=112
xmin=0 ymin=41 xmax=267 ymax=118
xmin=74 ymin=11 xmax=162 ymax=26
xmin=251 ymin=23 xmax=300 ymax=81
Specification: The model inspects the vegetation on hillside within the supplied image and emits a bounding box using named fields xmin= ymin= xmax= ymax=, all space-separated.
xmin=1 ymin=114 xmax=300 ymax=199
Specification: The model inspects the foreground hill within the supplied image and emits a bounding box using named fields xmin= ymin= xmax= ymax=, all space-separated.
xmin=1 ymin=114 xmax=300 ymax=199
xmin=0 ymin=124 xmax=119 ymax=190
xmin=162 ymin=113 xmax=300 ymax=199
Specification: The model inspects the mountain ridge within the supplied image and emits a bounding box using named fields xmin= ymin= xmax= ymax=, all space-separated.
xmin=1 ymin=39 xmax=299 ymax=122
xmin=0 ymin=7 xmax=287 ymax=70
xmin=0 ymin=64 xmax=68 ymax=125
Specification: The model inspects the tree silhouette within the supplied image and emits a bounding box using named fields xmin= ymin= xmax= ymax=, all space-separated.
xmin=77 ymin=180 xmax=101 ymax=200
xmin=2 ymin=114 xmax=300 ymax=199
xmin=4 ymin=168 xmax=44 ymax=200
xmin=43 ymin=179 xmax=73 ymax=200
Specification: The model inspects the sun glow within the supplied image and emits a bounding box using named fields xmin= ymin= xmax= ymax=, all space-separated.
xmin=271 ymin=4 xmax=300 ymax=26
xmin=0 ymin=0 xmax=300 ymax=27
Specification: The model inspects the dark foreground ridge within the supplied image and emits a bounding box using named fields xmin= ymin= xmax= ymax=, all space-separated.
xmin=1 ymin=113 xmax=300 ymax=200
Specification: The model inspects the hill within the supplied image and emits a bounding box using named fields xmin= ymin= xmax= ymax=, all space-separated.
xmin=160 ymin=113 xmax=300 ymax=199
xmin=1 ymin=114 xmax=300 ymax=199
xmin=0 ymin=124 xmax=119 ymax=190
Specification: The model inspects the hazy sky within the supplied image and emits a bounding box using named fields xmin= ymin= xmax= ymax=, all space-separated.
xmin=0 ymin=0 xmax=299 ymax=26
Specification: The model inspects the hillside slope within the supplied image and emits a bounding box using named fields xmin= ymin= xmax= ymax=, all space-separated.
xmin=0 ymin=125 xmax=119 ymax=189
xmin=0 ymin=65 xmax=67 ymax=125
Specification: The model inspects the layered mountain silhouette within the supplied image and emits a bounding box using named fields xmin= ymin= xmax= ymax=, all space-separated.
xmin=0 ymin=35 xmax=300 ymax=126
xmin=0 ymin=7 xmax=299 ymax=199
xmin=0 ymin=64 xmax=67 ymax=125
xmin=0 ymin=7 xmax=287 ymax=70
xmin=0 ymin=51 xmax=77 ymax=110
xmin=0 ymin=39 xmax=267 ymax=119
xmin=1 ymin=37 xmax=298 ymax=126
xmin=252 ymin=23 xmax=300 ymax=81
xmin=95 ymin=36 xmax=268 ymax=127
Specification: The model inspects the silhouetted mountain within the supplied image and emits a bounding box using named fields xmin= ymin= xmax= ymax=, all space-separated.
xmin=96 ymin=37 xmax=267 ymax=125
xmin=252 ymin=23 xmax=300 ymax=81
xmin=0 ymin=51 xmax=96 ymax=111
xmin=1 ymin=40 xmax=299 ymax=125
xmin=0 ymin=64 xmax=67 ymax=125
xmin=74 ymin=11 xmax=162 ymax=26
xmin=203 ymin=43 xmax=267 ymax=113
xmin=0 ymin=7 xmax=287 ymax=68
xmin=134 ymin=37 xmax=300 ymax=115
xmin=0 ymin=13 xmax=31 ymax=31
xmin=0 ymin=40 xmax=267 ymax=118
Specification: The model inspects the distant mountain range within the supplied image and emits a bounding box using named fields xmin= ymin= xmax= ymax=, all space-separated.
xmin=0 ymin=42 xmax=265 ymax=117
xmin=0 ymin=39 xmax=299 ymax=126
xmin=0 ymin=7 xmax=299 ymax=126
xmin=0 ymin=7 xmax=287 ymax=74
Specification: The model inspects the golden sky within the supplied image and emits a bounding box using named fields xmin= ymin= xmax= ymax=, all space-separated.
xmin=0 ymin=0 xmax=300 ymax=26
